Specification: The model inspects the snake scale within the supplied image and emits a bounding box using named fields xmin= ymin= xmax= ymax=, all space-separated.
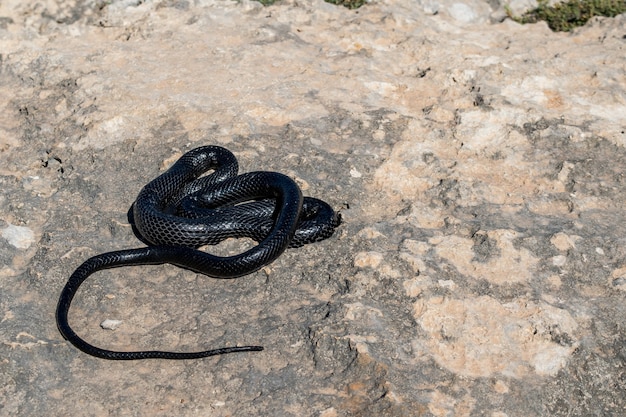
xmin=56 ymin=146 xmax=341 ymax=360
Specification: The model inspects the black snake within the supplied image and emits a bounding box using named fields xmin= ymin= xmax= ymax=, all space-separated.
xmin=56 ymin=146 xmax=340 ymax=360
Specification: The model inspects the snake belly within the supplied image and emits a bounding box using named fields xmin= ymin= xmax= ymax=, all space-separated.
xmin=56 ymin=146 xmax=341 ymax=360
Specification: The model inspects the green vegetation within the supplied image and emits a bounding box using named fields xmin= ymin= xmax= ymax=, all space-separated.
xmin=252 ymin=0 xmax=366 ymax=8
xmin=324 ymin=0 xmax=367 ymax=9
xmin=507 ymin=0 xmax=626 ymax=32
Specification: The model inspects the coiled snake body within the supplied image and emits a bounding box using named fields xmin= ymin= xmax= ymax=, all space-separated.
xmin=56 ymin=146 xmax=340 ymax=360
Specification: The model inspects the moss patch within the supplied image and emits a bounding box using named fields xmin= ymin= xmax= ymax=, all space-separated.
xmin=508 ymin=0 xmax=626 ymax=32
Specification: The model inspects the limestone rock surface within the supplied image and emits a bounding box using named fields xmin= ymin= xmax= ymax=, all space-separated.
xmin=1 ymin=0 xmax=625 ymax=416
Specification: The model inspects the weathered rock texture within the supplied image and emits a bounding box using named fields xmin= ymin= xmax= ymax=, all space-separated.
xmin=1 ymin=0 xmax=625 ymax=415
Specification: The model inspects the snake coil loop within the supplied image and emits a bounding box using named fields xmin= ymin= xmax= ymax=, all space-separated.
xmin=56 ymin=146 xmax=340 ymax=360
